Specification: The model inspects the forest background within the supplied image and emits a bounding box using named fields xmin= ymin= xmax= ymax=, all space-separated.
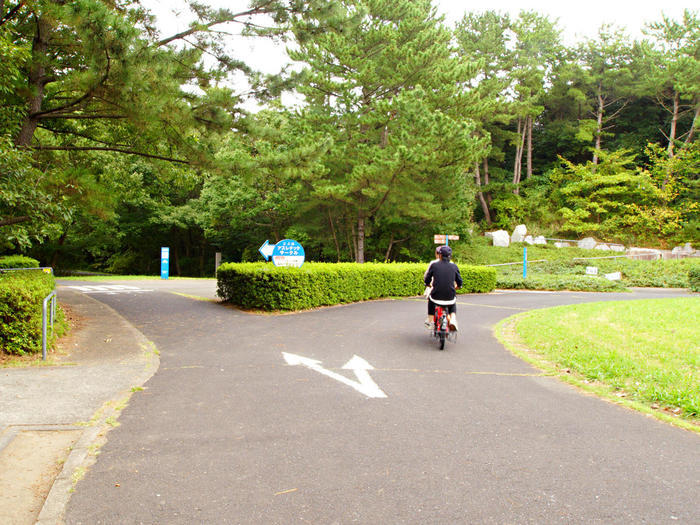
xmin=1 ymin=0 xmax=698 ymax=276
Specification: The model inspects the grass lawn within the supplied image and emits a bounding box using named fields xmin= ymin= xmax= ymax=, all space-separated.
xmin=496 ymin=297 xmax=699 ymax=431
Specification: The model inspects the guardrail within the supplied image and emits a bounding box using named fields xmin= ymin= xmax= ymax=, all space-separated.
xmin=0 ymin=267 xmax=54 ymax=274
xmin=42 ymin=290 xmax=57 ymax=361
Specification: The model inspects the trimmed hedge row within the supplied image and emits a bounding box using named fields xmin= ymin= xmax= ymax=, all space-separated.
xmin=0 ymin=270 xmax=63 ymax=355
xmin=217 ymin=262 xmax=497 ymax=311
xmin=496 ymin=274 xmax=626 ymax=292
xmin=690 ymin=267 xmax=700 ymax=292
xmin=0 ymin=255 xmax=40 ymax=269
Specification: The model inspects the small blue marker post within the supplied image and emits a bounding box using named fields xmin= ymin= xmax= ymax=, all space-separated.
xmin=160 ymin=247 xmax=170 ymax=280
xmin=523 ymin=247 xmax=527 ymax=279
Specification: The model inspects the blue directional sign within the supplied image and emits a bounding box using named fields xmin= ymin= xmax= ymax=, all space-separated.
xmin=259 ymin=240 xmax=275 ymax=261
xmin=160 ymin=247 xmax=170 ymax=280
xmin=271 ymin=239 xmax=305 ymax=268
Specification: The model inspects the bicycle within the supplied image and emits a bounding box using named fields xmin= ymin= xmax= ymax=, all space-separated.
xmin=431 ymin=304 xmax=456 ymax=350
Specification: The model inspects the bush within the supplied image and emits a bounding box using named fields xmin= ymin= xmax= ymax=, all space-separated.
xmin=689 ymin=267 xmax=700 ymax=292
xmin=496 ymin=273 xmax=626 ymax=292
xmin=0 ymin=255 xmax=40 ymax=269
xmin=0 ymin=270 xmax=65 ymax=355
xmin=217 ymin=262 xmax=496 ymax=311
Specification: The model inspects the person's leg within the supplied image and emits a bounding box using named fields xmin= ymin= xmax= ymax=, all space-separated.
xmin=448 ymin=304 xmax=458 ymax=331
xmin=427 ymin=299 xmax=435 ymax=327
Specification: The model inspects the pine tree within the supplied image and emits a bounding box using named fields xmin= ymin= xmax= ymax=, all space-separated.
xmin=289 ymin=0 xmax=487 ymax=262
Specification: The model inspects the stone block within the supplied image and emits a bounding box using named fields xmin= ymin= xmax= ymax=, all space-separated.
xmin=511 ymin=224 xmax=527 ymax=243
xmin=577 ymin=237 xmax=597 ymax=250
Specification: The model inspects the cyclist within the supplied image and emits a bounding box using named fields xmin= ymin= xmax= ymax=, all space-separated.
xmin=424 ymin=245 xmax=462 ymax=331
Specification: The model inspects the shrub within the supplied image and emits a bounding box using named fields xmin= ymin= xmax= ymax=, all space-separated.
xmin=689 ymin=267 xmax=700 ymax=292
xmin=217 ymin=262 xmax=496 ymax=311
xmin=0 ymin=270 xmax=64 ymax=355
xmin=496 ymin=273 xmax=626 ymax=292
xmin=0 ymin=255 xmax=40 ymax=269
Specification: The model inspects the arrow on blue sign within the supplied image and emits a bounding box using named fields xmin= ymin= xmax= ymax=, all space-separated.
xmin=259 ymin=240 xmax=275 ymax=261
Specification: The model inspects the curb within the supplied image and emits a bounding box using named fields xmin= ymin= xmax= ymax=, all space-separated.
xmin=35 ymin=292 xmax=160 ymax=525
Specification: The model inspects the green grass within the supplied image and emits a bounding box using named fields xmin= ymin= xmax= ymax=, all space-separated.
xmin=452 ymin=236 xmax=699 ymax=291
xmin=497 ymin=298 xmax=699 ymax=429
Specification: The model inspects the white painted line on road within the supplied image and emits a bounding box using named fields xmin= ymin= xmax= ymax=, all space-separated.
xmin=404 ymin=298 xmax=526 ymax=310
xmin=66 ymin=285 xmax=154 ymax=294
xmin=282 ymin=352 xmax=387 ymax=399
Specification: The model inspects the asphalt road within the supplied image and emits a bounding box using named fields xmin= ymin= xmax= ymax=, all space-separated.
xmin=62 ymin=281 xmax=699 ymax=524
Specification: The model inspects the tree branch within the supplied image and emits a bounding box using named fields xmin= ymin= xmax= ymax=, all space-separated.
xmin=31 ymin=49 xmax=111 ymax=118
xmin=156 ymin=3 xmax=276 ymax=47
xmin=0 ymin=216 xmax=31 ymax=227
xmin=32 ymin=145 xmax=190 ymax=164
xmin=0 ymin=0 xmax=24 ymax=28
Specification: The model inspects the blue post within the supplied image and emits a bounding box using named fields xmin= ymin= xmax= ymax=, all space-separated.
xmin=160 ymin=247 xmax=170 ymax=280
xmin=523 ymin=247 xmax=527 ymax=279
xmin=445 ymin=234 xmax=448 ymax=246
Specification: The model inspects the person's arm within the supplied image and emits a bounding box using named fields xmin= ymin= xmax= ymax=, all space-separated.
xmin=424 ymin=265 xmax=434 ymax=287
xmin=454 ymin=265 xmax=463 ymax=289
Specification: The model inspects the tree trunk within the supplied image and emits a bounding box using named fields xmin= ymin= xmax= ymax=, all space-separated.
xmin=384 ymin=233 xmax=394 ymax=263
xmin=15 ymin=15 xmax=50 ymax=147
xmin=50 ymin=229 xmax=69 ymax=269
xmin=483 ymin=158 xmax=492 ymax=204
xmin=668 ymin=91 xmax=680 ymax=157
xmin=685 ymin=100 xmax=699 ymax=145
xmin=592 ymin=92 xmax=604 ymax=166
xmin=513 ymin=118 xmax=526 ymax=195
xmin=356 ymin=214 xmax=365 ymax=263
xmin=328 ymin=209 xmax=340 ymax=262
xmin=526 ymin=115 xmax=533 ymax=179
xmin=475 ymin=162 xmax=492 ymax=225
xmin=173 ymin=245 xmax=181 ymax=276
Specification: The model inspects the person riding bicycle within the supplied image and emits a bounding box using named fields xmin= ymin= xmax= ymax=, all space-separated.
xmin=424 ymin=245 xmax=462 ymax=331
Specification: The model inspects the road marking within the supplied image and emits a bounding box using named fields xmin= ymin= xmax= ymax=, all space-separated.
xmin=282 ymin=352 xmax=387 ymax=399
xmin=376 ymin=368 xmax=549 ymax=377
xmin=65 ymin=285 xmax=154 ymax=294
xmin=404 ymin=298 xmax=526 ymax=310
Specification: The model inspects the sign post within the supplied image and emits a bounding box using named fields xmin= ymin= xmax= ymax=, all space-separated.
xmin=523 ymin=247 xmax=527 ymax=279
xmin=434 ymin=234 xmax=459 ymax=245
xmin=160 ymin=247 xmax=170 ymax=280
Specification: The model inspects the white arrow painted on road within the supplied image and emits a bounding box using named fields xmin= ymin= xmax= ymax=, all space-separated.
xmin=282 ymin=352 xmax=387 ymax=399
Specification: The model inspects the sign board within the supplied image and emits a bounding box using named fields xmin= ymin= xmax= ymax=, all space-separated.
xmin=160 ymin=247 xmax=170 ymax=280
xmin=434 ymin=234 xmax=459 ymax=244
xmin=272 ymin=239 xmax=305 ymax=268
xmin=605 ymin=271 xmax=622 ymax=281
xmin=586 ymin=266 xmax=598 ymax=275
xmin=259 ymin=240 xmax=275 ymax=261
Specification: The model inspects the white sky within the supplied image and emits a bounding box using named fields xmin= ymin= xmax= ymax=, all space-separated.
xmin=143 ymin=0 xmax=695 ymax=106
xmin=436 ymin=0 xmax=694 ymax=43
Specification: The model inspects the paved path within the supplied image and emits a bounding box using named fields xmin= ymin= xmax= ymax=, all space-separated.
xmin=53 ymin=282 xmax=699 ymax=524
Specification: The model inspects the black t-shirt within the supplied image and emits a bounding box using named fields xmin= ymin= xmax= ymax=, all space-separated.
xmin=424 ymin=259 xmax=463 ymax=301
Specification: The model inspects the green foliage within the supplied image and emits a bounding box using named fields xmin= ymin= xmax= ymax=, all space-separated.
xmin=496 ymin=273 xmax=625 ymax=292
xmin=687 ymin=267 xmax=700 ymax=292
xmin=0 ymin=271 xmax=65 ymax=355
xmin=550 ymin=149 xmax=676 ymax=244
xmin=0 ymin=255 xmax=40 ymax=269
xmin=217 ymin=262 xmax=496 ymax=311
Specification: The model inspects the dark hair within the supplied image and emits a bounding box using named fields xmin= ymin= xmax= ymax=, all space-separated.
xmin=439 ymin=245 xmax=452 ymax=258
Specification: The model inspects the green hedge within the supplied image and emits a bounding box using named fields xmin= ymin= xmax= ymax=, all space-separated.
xmin=217 ymin=262 xmax=496 ymax=311
xmin=0 ymin=270 xmax=63 ymax=356
xmin=0 ymin=255 xmax=40 ymax=269
xmin=690 ymin=267 xmax=700 ymax=292
xmin=496 ymin=274 xmax=626 ymax=292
